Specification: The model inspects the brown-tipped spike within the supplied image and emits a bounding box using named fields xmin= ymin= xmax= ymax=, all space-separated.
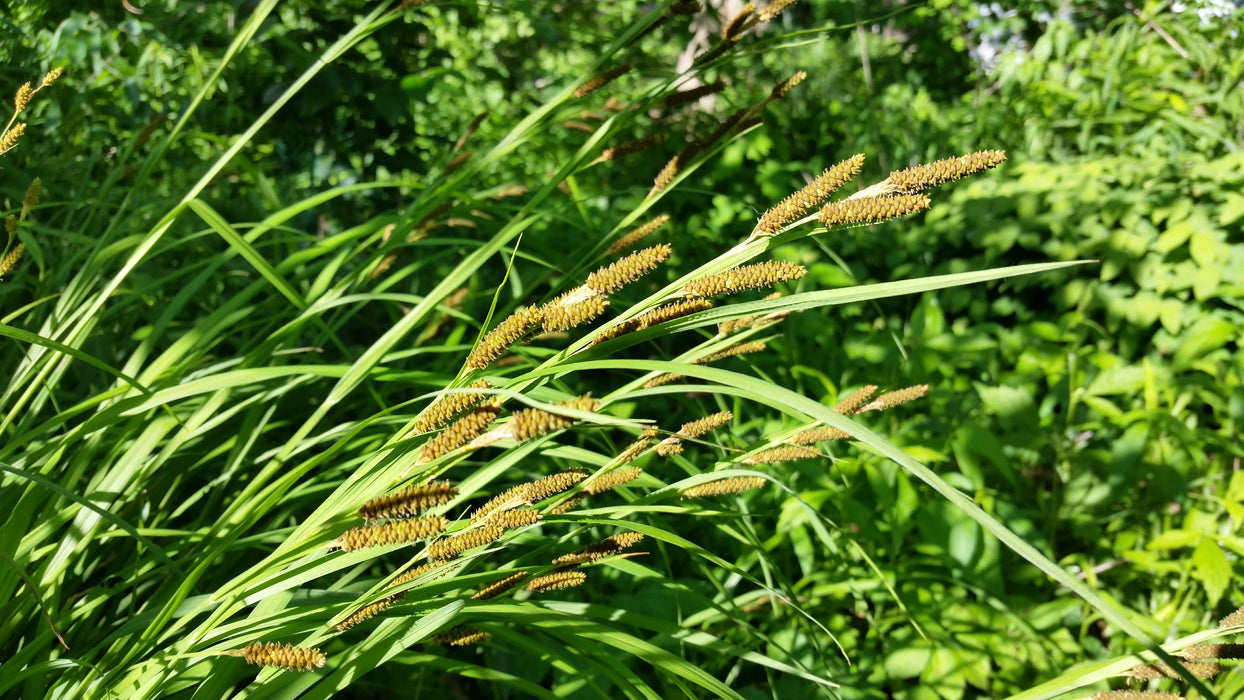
xmin=592 ymin=299 xmax=711 ymax=346
xmin=758 ymin=0 xmax=800 ymax=22
xmin=552 ymin=531 xmax=645 ymax=567
xmin=430 ymin=627 xmax=490 ymax=646
xmin=419 ymin=403 xmax=500 ymax=463
xmin=332 ymin=517 xmax=449 ymax=552
xmin=657 ymin=81 xmax=727 ymax=110
xmin=594 ymin=133 xmax=670 ymax=163
xmin=583 ymin=467 xmax=643 ymax=495
xmin=427 ymin=526 xmax=505 ymax=560
xmin=586 ymin=244 xmax=672 ymax=295
xmin=743 ymin=446 xmax=821 ymax=465
xmin=856 ymin=385 xmax=929 ymax=413
xmin=414 ymin=379 xmax=493 ymax=433
xmin=722 ymin=3 xmax=756 ymax=41
xmin=833 ymin=385 xmax=879 ymax=415
xmin=508 ymin=394 xmax=601 ymax=442
xmin=574 ymin=64 xmax=633 ymax=98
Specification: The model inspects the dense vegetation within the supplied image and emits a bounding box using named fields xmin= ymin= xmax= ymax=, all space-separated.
xmin=1 ymin=1 xmax=1241 ymax=699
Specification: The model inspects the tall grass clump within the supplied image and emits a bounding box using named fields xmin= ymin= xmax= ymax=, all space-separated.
xmin=5 ymin=2 xmax=1222 ymax=699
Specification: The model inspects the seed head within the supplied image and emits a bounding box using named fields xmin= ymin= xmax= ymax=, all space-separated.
xmin=357 ymin=481 xmax=458 ymax=521
xmin=616 ymin=428 xmax=660 ymax=462
xmin=430 ymin=627 xmax=490 ymax=646
xmin=14 ymin=83 xmax=32 ymax=113
xmin=332 ymin=516 xmax=449 ymax=551
xmin=657 ymin=81 xmax=727 ymax=110
xmin=1220 ymin=604 xmax=1244 ymax=628
xmin=758 ymin=0 xmax=800 ymax=22
xmin=856 ymin=385 xmax=928 ymax=413
xmin=1179 ymin=643 xmax=1244 ymax=660
xmin=722 ymin=3 xmax=756 ymax=41
xmin=0 ymin=244 xmax=26 ymax=277
xmin=563 ymin=120 xmax=595 ymax=133
xmin=471 ymin=483 xmax=535 ymax=523
xmin=677 ymin=411 xmax=732 ymax=438
xmin=593 ymin=299 xmax=711 ymax=345
xmin=527 ymin=570 xmax=588 ymax=592
xmin=682 ymin=261 xmax=806 ymax=297
xmin=1127 ymin=662 xmax=1221 ymax=680
xmin=1089 ymin=693 xmax=1182 ymax=700
xmin=702 ymin=340 xmax=768 ymax=363
xmin=547 ymin=494 xmax=585 ymax=515
xmin=388 ymin=561 xmax=446 ymax=590
xmin=472 ymin=570 xmax=529 ymax=600
xmin=526 ymin=469 xmax=591 ymax=502
xmin=681 ymin=477 xmax=767 ymax=498
xmin=769 ymin=71 xmax=807 ymax=101
xmin=0 ymin=123 xmax=26 ymax=153
xmin=586 ymin=244 xmax=672 ymax=295
xmin=541 ymin=293 xmax=609 ymax=332
xmin=414 ymin=379 xmax=493 ymax=433
xmin=595 ymin=133 xmax=670 ymax=163
xmin=650 ymin=151 xmax=689 ymax=197
xmin=885 ymin=150 xmax=1007 ymax=195
xmin=834 ymin=385 xmax=879 ymax=415
xmin=21 ymin=178 xmax=41 ymax=221
xmin=553 ymin=531 xmax=645 ymax=567
xmin=336 ymin=594 xmax=403 ymax=631
xmin=239 ymin=642 xmax=326 ymax=671
xmin=40 ymin=67 xmax=64 ymax=88
xmin=818 ymin=194 xmax=930 ymax=228
xmin=492 ymin=508 xmax=542 ymax=530
xmin=791 ymin=426 xmax=851 ymax=444
xmin=466 ymin=306 xmax=543 ymax=370
xmin=583 ymin=467 xmax=643 ymax=495
xmin=608 ymin=214 xmax=671 ymax=255
xmin=575 ymin=64 xmax=633 ymax=99
xmin=419 ymin=403 xmax=500 ymax=463
xmin=757 ymin=154 xmax=865 ymax=234
xmin=508 ymin=394 xmax=601 ymax=442
xmin=743 ymin=446 xmax=821 ymax=464
xmin=428 ymin=525 xmax=505 ymax=560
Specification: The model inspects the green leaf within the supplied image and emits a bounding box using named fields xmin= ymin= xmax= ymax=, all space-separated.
xmin=1192 ymin=538 xmax=1230 ymax=607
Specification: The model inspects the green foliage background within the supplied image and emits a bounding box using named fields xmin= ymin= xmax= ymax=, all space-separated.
xmin=1 ymin=1 xmax=1242 ymax=699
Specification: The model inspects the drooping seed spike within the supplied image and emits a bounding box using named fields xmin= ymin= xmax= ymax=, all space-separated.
xmin=21 ymin=178 xmax=41 ymax=221
xmin=336 ymin=594 xmax=404 ymax=631
xmin=358 ymin=481 xmax=458 ymax=521
xmin=655 ymin=440 xmax=684 ymax=457
xmin=582 ymin=467 xmax=643 ymax=495
xmin=387 ymin=561 xmax=446 ymax=590
xmin=14 ymin=83 xmax=32 ymax=113
xmin=527 ymin=570 xmax=588 ymax=592
xmin=430 ymin=627 xmax=490 ymax=646
xmin=472 ymin=571 xmax=530 ymax=600
xmin=769 ymin=71 xmax=807 ymax=101
xmin=1089 ymin=692 xmax=1183 ymax=700
xmin=885 ymin=150 xmax=1007 ymax=195
xmin=681 ymin=477 xmax=767 ymax=498
xmin=757 ymin=154 xmax=865 ymax=234
xmin=414 ymin=379 xmax=492 ymax=433
xmin=743 ymin=446 xmax=821 ymax=464
xmin=332 ymin=517 xmax=449 ymax=551
xmin=701 ymin=340 xmax=768 ymax=363
xmin=41 ymin=67 xmax=64 ymax=88
xmin=0 ymin=243 xmax=26 ymax=277
xmin=0 ymin=123 xmax=26 ymax=153
xmin=419 ymin=403 xmax=500 ymax=463
xmin=574 ymin=64 xmax=633 ymax=98
xmin=239 ymin=642 xmax=327 ymax=671
xmin=427 ymin=525 xmax=505 ymax=560
xmin=681 ymin=261 xmax=806 ymax=297
xmin=465 ymin=306 xmax=543 ymax=370
xmin=817 ymin=194 xmax=931 ymax=228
